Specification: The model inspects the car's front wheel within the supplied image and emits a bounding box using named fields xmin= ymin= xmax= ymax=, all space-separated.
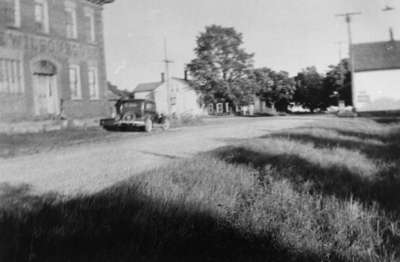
xmin=144 ymin=118 xmax=153 ymax=132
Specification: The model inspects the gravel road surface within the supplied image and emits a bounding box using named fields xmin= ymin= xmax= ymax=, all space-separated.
xmin=0 ymin=116 xmax=322 ymax=195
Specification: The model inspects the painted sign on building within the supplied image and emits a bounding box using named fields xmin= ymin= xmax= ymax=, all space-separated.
xmin=0 ymin=30 xmax=98 ymax=60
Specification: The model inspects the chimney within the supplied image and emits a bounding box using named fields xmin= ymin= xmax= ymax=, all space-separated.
xmin=184 ymin=70 xmax=188 ymax=81
xmin=161 ymin=72 xmax=165 ymax=82
xmin=390 ymin=27 xmax=395 ymax=41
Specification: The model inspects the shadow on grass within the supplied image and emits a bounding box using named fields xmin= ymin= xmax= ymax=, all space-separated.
xmin=370 ymin=117 xmax=400 ymax=124
xmin=213 ymin=145 xmax=400 ymax=216
xmin=0 ymin=183 xmax=351 ymax=262
xmin=139 ymin=150 xmax=182 ymax=159
xmin=269 ymin=131 xmax=400 ymax=162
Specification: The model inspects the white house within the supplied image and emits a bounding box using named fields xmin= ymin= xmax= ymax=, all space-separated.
xmin=134 ymin=74 xmax=205 ymax=116
xmin=352 ymin=38 xmax=400 ymax=113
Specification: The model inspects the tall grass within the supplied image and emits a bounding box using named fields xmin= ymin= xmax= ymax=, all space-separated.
xmin=1 ymin=118 xmax=400 ymax=261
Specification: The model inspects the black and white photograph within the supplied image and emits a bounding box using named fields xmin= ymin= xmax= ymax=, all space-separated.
xmin=1 ymin=0 xmax=400 ymax=261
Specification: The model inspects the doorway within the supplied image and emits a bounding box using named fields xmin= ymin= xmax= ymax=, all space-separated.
xmin=32 ymin=60 xmax=59 ymax=116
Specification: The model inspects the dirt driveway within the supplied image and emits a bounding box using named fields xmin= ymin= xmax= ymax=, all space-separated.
xmin=0 ymin=116 xmax=323 ymax=195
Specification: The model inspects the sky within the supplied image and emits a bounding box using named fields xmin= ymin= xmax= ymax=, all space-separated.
xmin=103 ymin=0 xmax=400 ymax=91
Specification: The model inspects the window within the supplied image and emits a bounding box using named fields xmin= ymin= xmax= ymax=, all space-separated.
xmin=170 ymin=97 xmax=176 ymax=106
xmin=225 ymin=102 xmax=230 ymax=113
xmin=34 ymin=0 xmax=49 ymax=33
xmin=4 ymin=0 xmax=21 ymax=27
xmin=208 ymin=104 xmax=214 ymax=114
xmin=69 ymin=65 xmax=81 ymax=99
xmin=0 ymin=58 xmax=23 ymax=94
xmin=216 ymin=103 xmax=223 ymax=114
xmin=88 ymin=67 xmax=99 ymax=99
xmin=145 ymin=102 xmax=155 ymax=111
xmin=65 ymin=1 xmax=77 ymax=39
xmin=14 ymin=0 xmax=20 ymax=27
xmin=84 ymin=8 xmax=96 ymax=43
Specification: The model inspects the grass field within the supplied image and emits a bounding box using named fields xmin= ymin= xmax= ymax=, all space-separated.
xmin=0 ymin=127 xmax=116 ymax=158
xmin=1 ymin=117 xmax=400 ymax=261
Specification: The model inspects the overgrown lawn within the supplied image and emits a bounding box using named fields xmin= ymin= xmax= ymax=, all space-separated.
xmin=1 ymin=117 xmax=400 ymax=261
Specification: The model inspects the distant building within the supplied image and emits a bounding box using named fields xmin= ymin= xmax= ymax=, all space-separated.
xmin=0 ymin=0 xmax=114 ymax=122
xmin=253 ymin=96 xmax=277 ymax=115
xmin=134 ymin=73 xmax=204 ymax=116
xmin=352 ymin=35 xmax=400 ymax=113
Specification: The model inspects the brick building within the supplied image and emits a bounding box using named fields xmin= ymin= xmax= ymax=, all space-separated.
xmin=0 ymin=0 xmax=114 ymax=122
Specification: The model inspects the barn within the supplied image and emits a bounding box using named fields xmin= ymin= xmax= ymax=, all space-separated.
xmin=0 ymin=0 xmax=114 ymax=122
xmin=352 ymin=37 xmax=400 ymax=113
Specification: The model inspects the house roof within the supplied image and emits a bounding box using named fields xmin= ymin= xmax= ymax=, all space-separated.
xmin=134 ymin=77 xmax=194 ymax=93
xmin=134 ymin=82 xmax=164 ymax=93
xmin=352 ymin=41 xmax=400 ymax=72
xmin=107 ymin=82 xmax=133 ymax=100
xmin=171 ymin=77 xmax=191 ymax=84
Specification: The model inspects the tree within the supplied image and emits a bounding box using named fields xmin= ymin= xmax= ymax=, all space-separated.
xmin=186 ymin=25 xmax=254 ymax=106
xmin=293 ymin=66 xmax=325 ymax=112
xmin=250 ymin=68 xmax=295 ymax=112
xmin=324 ymin=59 xmax=352 ymax=106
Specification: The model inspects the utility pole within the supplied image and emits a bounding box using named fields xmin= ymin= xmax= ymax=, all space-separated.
xmin=382 ymin=0 xmax=395 ymax=11
xmin=163 ymin=37 xmax=174 ymax=114
xmin=335 ymin=12 xmax=361 ymax=107
xmin=382 ymin=1 xmax=395 ymax=40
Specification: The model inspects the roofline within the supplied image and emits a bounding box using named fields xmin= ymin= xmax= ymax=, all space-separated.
xmin=352 ymin=40 xmax=399 ymax=46
xmin=355 ymin=67 xmax=400 ymax=73
xmin=134 ymin=90 xmax=154 ymax=93
xmin=86 ymin=0 xmax=114 ymax=5
xmin=134 ymin=81 xmax=165 ymax=92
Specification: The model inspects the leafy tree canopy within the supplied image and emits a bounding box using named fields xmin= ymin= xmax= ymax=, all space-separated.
xmin=249 ymin=68 xmax=295 ymax=112
xmin=186 ymin=25 xmax=254 ymax=105
xmin=293 ymin=66 xmax=326 ymax=112
xmin=324 ymin=59 xmax=352 ymax=106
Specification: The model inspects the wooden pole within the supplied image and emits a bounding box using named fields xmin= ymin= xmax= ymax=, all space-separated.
xmin=336 ymin=12 xmax=361 ymax=107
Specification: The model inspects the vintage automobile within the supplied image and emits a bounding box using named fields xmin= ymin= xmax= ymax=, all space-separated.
xmin=100 ymin=99 xmax=170 ymax=132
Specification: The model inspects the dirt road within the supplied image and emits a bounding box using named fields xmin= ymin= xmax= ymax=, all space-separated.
xmin=0 ymin=116 xmax=322 ymax=195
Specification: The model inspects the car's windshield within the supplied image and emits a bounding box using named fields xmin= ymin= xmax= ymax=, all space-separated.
xmin=119 ymin=101 xmax=143 ymax=113
xmin=122 ymin=102 xmax=141 ymax=109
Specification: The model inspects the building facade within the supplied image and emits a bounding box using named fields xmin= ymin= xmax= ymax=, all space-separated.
xmin=0 ymin=0 xmax=113 ymax=121
xmin=352 ymin=39 xmax=400 ymax=113
xmin=134 ymin=74 xmax=205 ymax=116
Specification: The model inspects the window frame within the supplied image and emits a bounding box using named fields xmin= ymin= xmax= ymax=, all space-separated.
xmin=65 ymin=1 xmax=78 ymax=39
xmin=84 ymin=7 xmax=96 ymax=43
xmin=216 ymin=103 xmax=224 ymax=114
xmin=34 ymin=0 xmax=49 ymax=34
xmin=13 ymin=0 xmax=21 ymax=28
xmin=69 ymin=64 xmax=82 ymax=100
xmin=0 ymin=58 xmax=23 ymax=94
xmin=88 ymin=66 xmax=99 ymax=100
xmin=207 ymin=104 xmax=214 ymax=114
